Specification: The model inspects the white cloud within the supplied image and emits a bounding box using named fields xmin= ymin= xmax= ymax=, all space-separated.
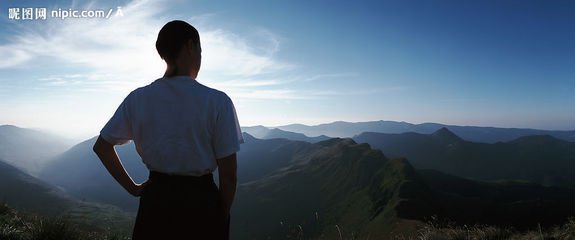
xmin=0 ymin=47 xmax=31 ymax=68
xmin=0 ymin=0 xmax=359 ymax=137
xmin=201 ymin=29 xmax=290 ymax=77
xmin=235 ymin=89 xmax=312 ymax=100
xmin=0 ymin=0 xmax=305 ymax=139
xmin=0 ymin=0 xmax=292 ymax=97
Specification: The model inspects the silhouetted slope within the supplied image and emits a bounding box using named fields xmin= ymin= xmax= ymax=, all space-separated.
xmin=39 ymin=134 xmax=312 ymax=212
xmin=419 ymin=169 xmax=575 ymax=230
xmin=26 ymin=130 xmax=575 ymax=239
xmin=232 ymin=139 xmax=437 ymax=239
xmin=0 ymin=125 xmax=72 ymax=175
xmin=39 ymin=137 xmax=148 ymax=212
xmin=0 ymin=159 xmax=74 ymax=215
xmin=431 ymin=127 xmax=464 ymax=143
xmin=276 ymin=120 xmax=575 ymax=143
xmin=239 ymin=133 xmax=311 ymax=182
xmin=241 ymin=126 xmax=270 ymax=138
xmin=232 ymin=136 xmax=575 ymax=239
xmin=278 ymin=121 xmax=415 ymax=138
xmin=242 ymin=126 xmax=330 ymax=143
xmin=354 ymin=129 xmax=575 ymax=187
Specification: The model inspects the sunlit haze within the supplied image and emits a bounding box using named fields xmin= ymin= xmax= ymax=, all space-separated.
xmin=1 ymin=0 xmax=574 ymax=140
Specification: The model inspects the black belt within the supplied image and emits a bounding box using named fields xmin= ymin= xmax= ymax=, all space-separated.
xmin=149 ymin=171 xmax=213 ymax=184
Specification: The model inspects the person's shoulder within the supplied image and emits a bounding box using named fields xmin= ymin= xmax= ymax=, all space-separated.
xmin=120 ymin=78 xmax=163 ymax=102
xmin=196 ymin=82 xmax=230 ymax=100
xmin=131 ymin=78 xmax=163 ymax=94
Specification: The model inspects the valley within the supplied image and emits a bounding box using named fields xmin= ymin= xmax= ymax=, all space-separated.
xmin=1 ymin=122 xmax=575 ymax=239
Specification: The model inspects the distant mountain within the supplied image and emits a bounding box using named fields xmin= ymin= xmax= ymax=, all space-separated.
xmin=0 ymin=125 xmax=72 ymax=175
xmin=242 ymin=126 xmax=330 ymax=143
xmin=232 ymin=138 xmax=437 ymax=239
xmin=33 ymin=132 xmax=575 ymax=238
xmin=39 ymin=133 xmax=312 ymax=212
xmin=431 ymin=127 xmax=464 ymax=142
xmin=239 ymin=133 xmax=311 ymax=182
xmin=232 ymin=137 xmax=575 ymax=239
xmin=354 ymin=128 xmax=575 ymax=187
xmin=279 ymin=121 xmax=415 ymax=138
xmin=0 ymin=158 xmax=74 ymax=215
xmin=276 ymin=120 xmax=575 ymax=143
xmin=0 ymin=158 xmax=136 ymax=234
xmin=39 ymin=137 xmax=148 ymax=212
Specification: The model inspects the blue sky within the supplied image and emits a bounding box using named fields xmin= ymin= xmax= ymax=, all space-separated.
xmin=1 ymin=0 xmax=574 ymax=139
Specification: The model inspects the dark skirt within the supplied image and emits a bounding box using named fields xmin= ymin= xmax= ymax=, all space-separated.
xmin=132 ymin=171 xmax=229 ymax=240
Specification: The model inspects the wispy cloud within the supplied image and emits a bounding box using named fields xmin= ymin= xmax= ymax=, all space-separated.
xmin=0 ymin=0 xmax=377 ymax=137
xmin=0 ymin=47 xmax=30 ymax=68
xmin=201 ymin=29 xmax=291 ymax=77
xmin=1 ymin=0 xmax=167 ymax=92
xmin=298 ymin=72 xmax=360 ymax=82
xmin=0 ymin=0 xmax=368 ymax=103
xmin=311 ymin=86 xmax=410 ymax=96
xmin=234 ymin=89 xmax=310 ymax=100
xmin=0 ymin=0 xmax=293 ymax=97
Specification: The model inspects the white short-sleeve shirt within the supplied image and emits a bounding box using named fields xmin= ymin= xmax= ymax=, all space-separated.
xmin=100 ymin=76 xmax=244 ymax=176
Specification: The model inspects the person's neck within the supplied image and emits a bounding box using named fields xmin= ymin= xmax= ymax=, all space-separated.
xmin=164 ymin=65 xmax=198 ymax=79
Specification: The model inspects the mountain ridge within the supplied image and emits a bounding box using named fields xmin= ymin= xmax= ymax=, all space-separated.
xmin=0 ymin=158 xmax=75 ymax=215
xmin=233 ymin=136 xmax=575 ymax=238
xmin=233 ymin=137 xmax=436 ymax=239
xmin=270 ymin=120 xmax=575 ymax=143
xmin=0 ymin=125 xmax=73 ymax=175
xmin=241 ymin=126 xmax=330 ymax=143
xmin=354 ymin=130 xmax=575 ymax=188
xmin=4 ymin=124 xmax=573 ymax=239
xmin=39 ymin=137 xmax=148 ymax=212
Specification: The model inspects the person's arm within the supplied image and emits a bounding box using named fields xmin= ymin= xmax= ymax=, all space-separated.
xmin=93 ymin=136 xmax=145 ymax=197
xmin=216 ymin=153 xmax=237 ymax=219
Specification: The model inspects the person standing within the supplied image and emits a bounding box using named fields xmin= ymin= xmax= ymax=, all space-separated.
xmin=93 ymin=20 xmax=243 ymax=240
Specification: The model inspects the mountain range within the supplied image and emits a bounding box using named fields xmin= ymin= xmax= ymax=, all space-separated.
xmin=40 ymin=137 xmax=149 ymax=212
xmin=38 ymin=133 xmax=311 ymax=212
xmin=271 ymin=120 xmax=575 ymax=143
xmin=354 ymin=127 xmax=575 ymax=188
xmin=232 ymin=138 xmax=434 ymax=239
xmin=0 ymin=158 xmax=74 ymax=215
xmin=0 ymin=156 xmax=135 ymax=234
xmin=2 ymin=123 xmax=575 ymax=239
xmin=0 ymin=125 xmax=72 ymax=175
xmin=33 ymin=130 xmax=575 ymax=238
xmin=232 ymin=137 xmax=575 ymax=239
xmin=241 ymin=125 xmax=330 ymax=143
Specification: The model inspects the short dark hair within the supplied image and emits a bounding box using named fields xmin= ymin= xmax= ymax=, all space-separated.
xmin=155 ymin=20 xmax=200 ymax=65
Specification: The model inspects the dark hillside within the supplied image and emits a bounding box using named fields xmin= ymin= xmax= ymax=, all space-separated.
xmin=354 ymin=129 xmax=575 ymax=187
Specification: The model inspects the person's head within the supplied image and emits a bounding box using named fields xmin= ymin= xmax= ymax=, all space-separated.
xmin=156 ymin=20 xmax=201 ymax=78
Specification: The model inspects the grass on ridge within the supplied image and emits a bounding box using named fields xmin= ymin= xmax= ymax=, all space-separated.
xmin=0 ymin=202 xmax=131 ymax=240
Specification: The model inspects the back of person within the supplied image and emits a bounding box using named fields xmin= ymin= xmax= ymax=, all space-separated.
xmin=127 ymin=76 xmax=238 ymax=176
xmin=93 ymin=20 xmax=243 ymax=240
